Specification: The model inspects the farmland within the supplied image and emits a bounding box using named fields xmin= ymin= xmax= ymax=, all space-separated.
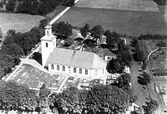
xmin=58 ymin=7 xmax=167 ymax=37
xmin=75 ymin=0 xmax=159 ymax=12
xmin=0 ymin=13 xmax=44 ymax=35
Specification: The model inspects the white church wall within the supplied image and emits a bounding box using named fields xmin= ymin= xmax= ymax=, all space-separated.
xmin=48 ymin=63 xmax=107 ymax=79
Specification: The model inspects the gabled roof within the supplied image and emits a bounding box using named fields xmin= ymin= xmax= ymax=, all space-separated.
xmin=46 ymin=48 xmax=106 ymax=69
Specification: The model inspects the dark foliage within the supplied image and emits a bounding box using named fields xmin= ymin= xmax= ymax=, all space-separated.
xmin=117 ymin=40 xmax=133 ymax=67
xmin=153 ymin=0 xmax=166 ymax=5
xmin=106 ymin=59 xmax=124 ymax=74
xmin=138 ymin=34 xmax=167 ymax=40
xmin=104 ymin=30 xmax=121 ymax=47
xmin=6 ymin=0 xmax=75 ymax=15
xmin=157 ymin=40 xmax=166 ymax=47
xmin=90 ymin=25 xmax=104 ymax=41
xmin=142 ymin=99 xmax=158 ymax=114
xmin=52 ymin=21 xmax=72 ymax=37
xmin=80 ymin=23 xmax=90 ymax=37
xmin=137 ymin=72 xmax=151 ymax=85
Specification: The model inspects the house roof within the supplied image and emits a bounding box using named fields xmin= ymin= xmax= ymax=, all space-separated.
xmin=41 ymin=34 xmax=56 ymax=41
xmin=46 ymin=48 xmax=107 ymax=69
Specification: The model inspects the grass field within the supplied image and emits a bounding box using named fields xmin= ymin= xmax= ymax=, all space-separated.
xmin=75 ymin=0 xmax=159 ymax=12
xmin=58 ymin=7 xmax=167 ymax=37
xmin=0 ymin=13 xmax=44 ymax=35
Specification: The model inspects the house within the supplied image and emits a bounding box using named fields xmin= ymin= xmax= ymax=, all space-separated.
xmin=41 ymin=25 xmax=108 ymax=84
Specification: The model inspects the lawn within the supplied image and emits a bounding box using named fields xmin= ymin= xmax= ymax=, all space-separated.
xmin=75 ymin=0 xmax=159 ymax=12
xmin=0 ymin=12 xmax=44 ymax=35
xmin=57 ymin=7 xmax=167 ymax=37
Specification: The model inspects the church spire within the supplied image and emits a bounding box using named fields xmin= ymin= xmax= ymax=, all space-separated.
xmin=45 ymin=24 xmax=52 ymax=36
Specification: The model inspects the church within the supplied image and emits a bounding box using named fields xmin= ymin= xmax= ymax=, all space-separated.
xmin=41 ymin=25 xmax=108 ymax=83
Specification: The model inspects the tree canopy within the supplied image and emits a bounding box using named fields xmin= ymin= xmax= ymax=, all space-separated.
xmin=90 ymin=25 xmax=104 ymax=41
xmin=52 ymin=22 xmax=72 ymax=38
xmin=6 ymin=0 xmax=75 ymax=15
xmin=80 ymin=24 xmax=90 ymax=37
xmin=49 ymin=85 xmax=130 ymax=114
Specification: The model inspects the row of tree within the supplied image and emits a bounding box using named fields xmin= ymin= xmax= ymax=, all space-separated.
xmin=6 ymin=0 xmax=75 ymax=15
xmin=153 ymin=0 xmax=166 ymax=5
xmin=48 ymin=84 xmax=130 ymax=114
xmin=0 ymin=80 xmax=51 ymax=113
xmin=131 ymin=38 xmax=145 ymax=62
xmin=138 ymin=34 xmax=167 ymax=40
xmin=0 ymin=80 xmax=132 ymax=114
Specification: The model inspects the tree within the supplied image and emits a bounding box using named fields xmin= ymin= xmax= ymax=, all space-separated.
xmin=16 ymin=84 xmax=38 ymax=112
xmin=38 ymin=84 xmax=51 ymax=113
xmin=133 ymin=49 xmax=145 ymax=62
xmin=157 ymin=40 xmax=166 ymax=47
xmin=1 ymin=43 xmax=24 ymax=58
xmin=85 ymin=85 xmax=129 ymax=114
xmin=143 ymin=99 xmax=158 ymax=114
xmin=7 ymin=29 xmax=16 ymax=37
xmin=104 ymin=30 xmax=121 ymax=47
xmin=0 ymin=81 xmax=38 ymax=112
xmin=111 ymin=73 xmax=136 ymax=103
xmin=63 ymin=0 xmax=75 ymax=7
xmin=0 ymin=53 xmax=15 ymax=74
xmin=39 ymin=18 xmax=49 ymax=29
xmin=80 ymin=23 xmax=90 ymax=37
xmin=52 ymin=22 xmax=72 ymax=37
xmin=3 ymin=36 xmax=15 ymax=45
xmin=106 ymin=59 xmax=124 ymax=74
xmin=6 ymin=0 xmax=15 ymax=12
xmin=130 ymin=38 xmax=138 ymax=48
xmin=90 ymin=25 xmax=104 ymax=42
xmin=53 ymin=87 xmax=82 ymax=114
xmin=117 ymin=40 xmax=133 ymax=67
xmin=137 ymin=72 xmax=151 ymax=85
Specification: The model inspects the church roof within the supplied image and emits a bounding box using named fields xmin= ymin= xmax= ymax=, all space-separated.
xmin=46 ymin=48 xmax=107 ymax=69
xmin=41 ymin=34 xmax=56 ymax=41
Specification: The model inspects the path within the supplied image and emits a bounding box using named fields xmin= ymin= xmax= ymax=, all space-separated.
xmin=146 ymin=47 xmax=167 ymax=62
xmin=130 ymin=62 xmax=150 ymax=114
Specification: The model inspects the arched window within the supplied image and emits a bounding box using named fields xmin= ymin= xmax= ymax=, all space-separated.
xmin=46 ymin=42 xmax=48 ymax=47
xmin=57 ymin=65 xmax=60 ymax=70
xmin=62 ymin=66 xmax=65 ymax=71
xmin=95 ymin=70 xmax=98 ymax=76
xmin=73 ymin=67 xmax=76 ymax=73
xmin=79 ymin=68 xmax=82 ymax=74
xmin=51 ymin=64 xmax=54 ymax=69
xmin=85 ymin=69 xmax=88 ymax=75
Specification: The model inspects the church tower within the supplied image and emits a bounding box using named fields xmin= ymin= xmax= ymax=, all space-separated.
xmin=41 ymin=25 xmax=56 ymax=67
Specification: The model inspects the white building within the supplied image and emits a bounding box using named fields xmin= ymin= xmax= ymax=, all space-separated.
xmin=41 ymin=25 xmax=107 ymax=83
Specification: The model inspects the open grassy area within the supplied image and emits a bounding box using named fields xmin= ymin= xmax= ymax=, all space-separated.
xmin=58 ymin=7 xmax=167 ymax=37
xmin=0 ymin=13 xmax=44 ymax=35
xmin=75 ymin=0 xmax=159 ymax=12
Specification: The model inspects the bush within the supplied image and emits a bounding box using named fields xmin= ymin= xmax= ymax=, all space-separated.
xmin=157 ymin=41 xmax=166 ymax=47
xmin=137 ymin=72 xmax=151 ymax=85
xmin=143 ymin=99 xmax=158 ymax=114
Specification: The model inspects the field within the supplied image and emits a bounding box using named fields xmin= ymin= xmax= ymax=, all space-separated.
xmin=0 ymin=13 xmax=44 ymax=35
xmin=75 ymin=0 xmax=159 ymax=12
xmin=58 ymin=7 xmax=167 ymax=37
